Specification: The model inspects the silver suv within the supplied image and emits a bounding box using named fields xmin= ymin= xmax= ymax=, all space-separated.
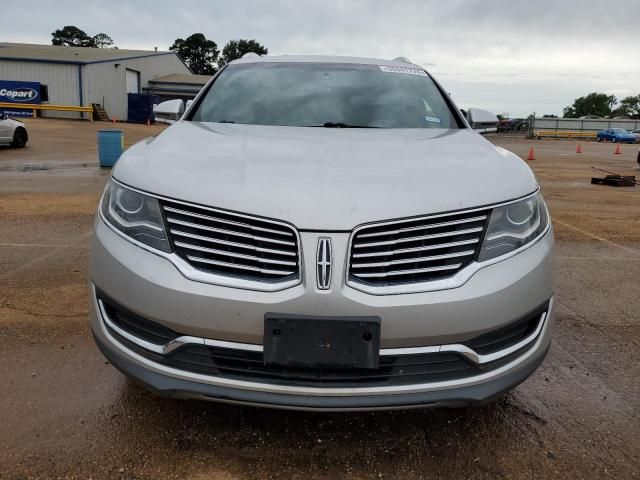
xmin=90 ymin=56 xmax=554 ymax=410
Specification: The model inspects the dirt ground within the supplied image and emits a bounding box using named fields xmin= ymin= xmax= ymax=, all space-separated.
xmin=1 ymin=119 xmax=638 ymax=479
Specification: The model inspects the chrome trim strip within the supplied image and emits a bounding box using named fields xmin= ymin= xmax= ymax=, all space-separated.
xmin=186 ymin=255 xmax=297 ymax=276
xmin=352 ymin=238 xmax=480 ymax=259
xmin=380 ymin=345 xmax=441 ymax=356
xmin=357 ymin=214 xmax=488 ymax=239
xmin=96 ymin=293 xmax=554 ymax=397
xmin=98 ymin=299 xmax=264 ymax=354
xmin=383 ymin=309 xmax=547 ymax=363
xmin=163 ymin=205 xmax=294 ymax=237
xmin=346 ymin=189 xmax=551 ymax=295
xmin=99 ymin=298 xmax=547 ymax=366
xmin=170 ymin=229 xmax=297 ymax=257
xmin=400 ymin=311 xmax=545 ymax=364
xmin=351 ymin=250 xmax=475 ymax=269
xmin=166 ymin=217 xmax=296 ymax=247
xmin=353 ymin=226 xmax=483 ymax=248
xmin=100 ymin=178 xmax=304 ymax=293
xmin=203 ymin=338 xmax=264 ymax=352
xmin=174 ymin=241 xmax=297 ymax=267
xmin=355 ymin=263 xmax=462 ymax=278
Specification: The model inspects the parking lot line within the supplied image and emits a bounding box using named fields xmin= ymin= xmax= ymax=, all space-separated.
xmin=553 ymin=219 xmax=640 ymax=258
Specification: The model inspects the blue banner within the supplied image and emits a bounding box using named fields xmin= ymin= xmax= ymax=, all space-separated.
xmin=0 ymin=80 xmax=41 ymax=117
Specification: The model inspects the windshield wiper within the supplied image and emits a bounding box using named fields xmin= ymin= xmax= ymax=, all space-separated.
xmin=214 ymin=120 xmax=236 ymax=124
xmin=315 ymin=122 xmax=379 ymax=128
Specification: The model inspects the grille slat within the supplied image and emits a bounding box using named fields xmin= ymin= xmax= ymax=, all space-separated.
xmin=162 ymin=200 xmax=300 ymax=283
xmin=170 ymin=229 xmax=298 ymax=257
xmin=164 ymin=205 xmax=295 ymax=237
xmin=357 ymin=215 xmax=488 ymax=239
xmin=167 ymin=217 xmax=296 ymax=247
xmin=351 ymin=250 xmax=475 ymax=269
xmin=353 ymin=226 xmax=484 ymax=249
xmin=352 ymin=238 xmax=480 ymax=258
xmin=354 ymin=263 xmax=462 ymax=278
xmin=174 ymin=241 xmax=297 ymax=267
xmin=186 ymin=255 xmax=297 ymax=277
xmin=349 ymin=209 xmax=490 ymax=286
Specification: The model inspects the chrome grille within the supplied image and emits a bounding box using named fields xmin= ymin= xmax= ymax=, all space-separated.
xmin=162 ymin=200 xmax=300 ymax=283
xmin=349 ymin=209 xmax=490 ymax=286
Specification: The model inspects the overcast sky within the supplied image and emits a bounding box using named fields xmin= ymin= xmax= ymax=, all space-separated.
xmin=3 ymin=0 xmax=639 ymax=117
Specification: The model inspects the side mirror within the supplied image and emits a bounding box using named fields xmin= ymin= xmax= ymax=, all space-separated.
xmin=466 ymin=108 xmax=499 ymax=133
xmin=1 ymin=113 xmax=8 ymax=121
xmin=153 ymin=99 xmax=185 ymax=124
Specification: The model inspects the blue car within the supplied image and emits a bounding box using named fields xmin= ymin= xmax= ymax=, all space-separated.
xmin=596 ymin=128 xmax=636 ymax=143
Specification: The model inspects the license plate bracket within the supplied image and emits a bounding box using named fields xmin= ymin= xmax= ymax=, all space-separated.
xmin=264 ymin=314 xmax=381 ymax=369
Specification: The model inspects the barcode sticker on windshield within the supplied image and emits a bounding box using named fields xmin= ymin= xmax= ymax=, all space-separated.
xmin=424 ymin=116 xmax=441 ymax=123
xmin=379 ymin=65 xmax=427 ymax=76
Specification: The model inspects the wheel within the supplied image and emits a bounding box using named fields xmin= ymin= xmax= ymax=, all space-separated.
xmin=597 ymin=136 xmax=602 ymax=142
xmin=612 ymin=137 xmax=617 ymax=143
xmin=11 ymin=128 xmax=27 ymax=148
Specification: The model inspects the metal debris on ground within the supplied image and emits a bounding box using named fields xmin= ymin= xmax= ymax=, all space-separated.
xmin=590 ymin=167 xmax=638 ymax=187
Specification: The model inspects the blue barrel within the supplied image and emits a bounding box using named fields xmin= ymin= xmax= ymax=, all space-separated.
xmin=97 ymin=129 xmax=124 ymax=167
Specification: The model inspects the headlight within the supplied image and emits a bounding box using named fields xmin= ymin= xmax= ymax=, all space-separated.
xmin=478 ymin=192 xmax=549 ymax=262
xmin=100 ymin=180 xmax=170 ymax=252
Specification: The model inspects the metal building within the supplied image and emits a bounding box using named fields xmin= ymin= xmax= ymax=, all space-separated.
xmin=0 ymin=43 xmax=192 ymax=120
xmin=144 ymin=73 xmax=212 ymax=102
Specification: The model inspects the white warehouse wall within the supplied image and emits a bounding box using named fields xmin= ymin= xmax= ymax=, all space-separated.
xmin=83 ymin=53 xmax=190 ymax=121
xmin=0 ymin=52 xmax=189 ymax=121
xmin=0 ymin=60 xmax=80 ymax=118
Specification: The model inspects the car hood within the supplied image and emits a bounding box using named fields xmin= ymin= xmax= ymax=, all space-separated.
xmin=113 ymin=122 xmax=537 ymax=230
xmin=2 ymin=118 xmax=24 ymax=128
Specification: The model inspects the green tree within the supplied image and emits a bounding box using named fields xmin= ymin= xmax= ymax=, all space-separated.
xmin=92 ymin=33 xmax=115 ymax=49
xmin=612 ymin=95 xmax=640 ymax=119
xmin=220 ymin=39 xmax=268 ymax=66
xmin=170 ymin=34 xmax=219 ymax=75
xmin=562 ymin=92 xmax=617 ymax=118
xmin=51 ymin=26 xmax=94 ymax=47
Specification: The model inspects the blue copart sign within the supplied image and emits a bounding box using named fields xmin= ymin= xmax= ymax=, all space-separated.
xmin=0 ymin=80 xmax=41 ymax=117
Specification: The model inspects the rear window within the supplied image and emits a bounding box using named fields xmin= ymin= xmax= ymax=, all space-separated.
xmin=190 ymin=62 xmax=460 ymax=129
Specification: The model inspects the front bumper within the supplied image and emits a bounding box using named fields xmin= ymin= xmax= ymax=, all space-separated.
xmin=94 ymin=325 xmax=550 ymax=411
xmin=90 ymin=214 xmax=554 ymax=410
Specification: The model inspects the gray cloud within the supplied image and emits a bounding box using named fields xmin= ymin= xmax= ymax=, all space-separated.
xmin=2 ymin=0 xmax=639 ymax=115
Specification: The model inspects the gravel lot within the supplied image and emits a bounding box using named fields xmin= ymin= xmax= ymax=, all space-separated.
xmin=1 ymin=119 xmax=638 ymax=479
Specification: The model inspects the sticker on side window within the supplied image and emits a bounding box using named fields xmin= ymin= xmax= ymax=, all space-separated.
xmin=424 ymin=116 xmax=441 ymax=124
xmin=379 ymin=65 xmax=427 ymax=76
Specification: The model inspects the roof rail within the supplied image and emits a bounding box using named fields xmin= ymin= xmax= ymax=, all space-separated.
xmin=392 ymin=56 xmax=412 ymax=64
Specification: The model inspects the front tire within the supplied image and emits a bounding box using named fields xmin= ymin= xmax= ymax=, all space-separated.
xmin=11 ymin=128 xmax=27 ymax=148
xmin=597 ymin=137 xmax=602 ymax=142
xmin=612 ymin=137 xmax=617 ymax=143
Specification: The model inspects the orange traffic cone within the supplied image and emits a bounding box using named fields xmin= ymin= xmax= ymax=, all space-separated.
xmin=576 ymin=144 xmax=582 ymax=154
xmin=526 ymin=148 xmax=535 ymax=161
xmin=614 ymin=144 xmax=621 ymax=154
xmin=146 ymin=118 xmax=151 ymax=126
xmin=112 ymin=118 xmax=116 ymax=124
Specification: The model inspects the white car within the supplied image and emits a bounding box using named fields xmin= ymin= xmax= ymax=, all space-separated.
xmin=0 ymin=114 xmax=28 ymax=147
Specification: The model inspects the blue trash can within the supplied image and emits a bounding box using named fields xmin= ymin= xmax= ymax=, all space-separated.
xmin=97 ymin=129 xmax=124 ymax=167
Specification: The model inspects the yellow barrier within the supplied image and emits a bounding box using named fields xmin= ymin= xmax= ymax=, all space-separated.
xmin=535 ymin=130 xmax=597 ymax=139
xmin=0 ymin=102 xmax=93 ymax=121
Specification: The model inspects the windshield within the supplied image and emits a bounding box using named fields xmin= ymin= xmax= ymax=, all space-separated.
xmin=611 ymin=128 xmax=628 ymax=133
xmin=190 ymin=62 xmax=460 ymax=129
